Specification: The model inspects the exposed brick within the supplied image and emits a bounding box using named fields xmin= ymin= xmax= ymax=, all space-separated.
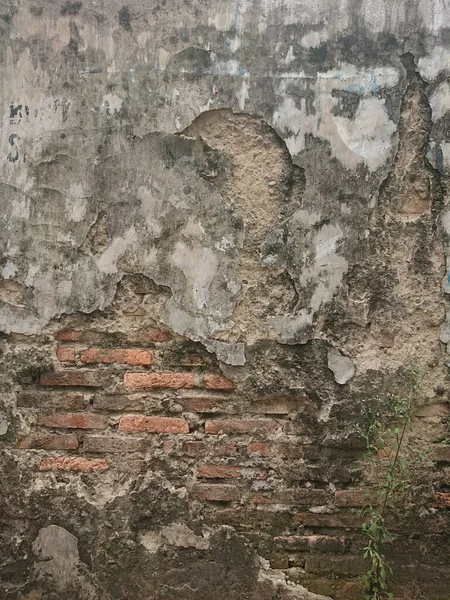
xmin=56 ymin=346 xmax=75 ymax=362
xmin=119 ymin=415 xmax=189 ymax=433
xmin=84 ymin=435 xmax=146 ymax=453
xmin=274 ymin=535 xmax=345 ymax=553
xmin=93 ymin=394 xmax=146 ymax=412
xmin=16 ymin=433 xmax=79 ymax=450
xmin=147 ymin=328 xmax=172 ymax=342
xmin=16 ymin=392 xmax=89 ymax=411
xmin=296 ymin=513 xmax=362 ymax=529
xmin=191 ymin=484 xmax=240 ymax=502
xmin=335 ymin=489 xmax=378 ymax=507
xmin=430 ymin=446 xmax=450 ymax=462
xmin=197 ymin=464 xmax=242 ymax=479
xmin=40 ymin=371 xmax=102 ymax=388
xmin=248 ymin=442 xmax=272 ymax=457
xmin=432 ymin=492 xmax=450 ymax=507
xmin=56 ymin=329 xmax=80 ymax=342
xmin=204 ymin=374 xmax=234 ymax=391
xmin=38 ymin=412 xmax=108 ymax=429
xmin=124 ymin=373 xmax=195 ymax=389
xmin=81 ymin=348 xmax=154 ymax=365
xmin=305 ymin=555 xmax=365 ymax=576
xmin=205 ymin=419 xmax=278 ymax=435
xmin=252 ymin=488 xmax=328 ymax=506
xmin=40 ymin=457 xmax=108 ymax=472
xmin=215 ymin=442 xmax=238 ymax=456
xmin=183 ymin=441 xmax=206 ymax=457
xmin=181 ymin=397 xmax=235 ymax=413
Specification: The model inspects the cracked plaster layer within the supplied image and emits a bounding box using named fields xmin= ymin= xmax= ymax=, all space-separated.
xmin=1 ymin=0 xmax=450 ymax=364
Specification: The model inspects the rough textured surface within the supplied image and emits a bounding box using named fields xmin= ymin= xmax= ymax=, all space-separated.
xmin=1 ymin=0 xmax=450 ymax=599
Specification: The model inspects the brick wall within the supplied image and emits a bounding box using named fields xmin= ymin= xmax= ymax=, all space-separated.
xmin=9 ymin=323 xmax=450 ymax=599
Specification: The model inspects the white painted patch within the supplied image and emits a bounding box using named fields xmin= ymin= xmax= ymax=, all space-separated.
xmin=101 ymin=93 xmax=124 ymax=115
xmin=237 ymin=78 xmax=249 ymax=111
xmin=335 ymin=97 xmax=396 ymax=171
xmin=429 ymin=81 xmax=450 ymax=122
xmin=418 ymin=0 xmax=450 ymax=32
xmin=327 ymin=348 xmax=355 ymax=384
xmin=418 ymin=46 xmax=450 ymax=81
xmin=170 ymin=241 xmax=218 ymax=309
xmin=161 ymin=523 xmax=210 ymax=549
xmin=283 ymin=45 xmax=295 ymax=63
xmin=1 ymin=260 xmax=17 ymax=279
xmin=363 ymin=0 xmax=386 ymax=32
xmin=216 ymin=236 xmax=235 ymax=252
xmin=94 ymin=227 xmax=137 ymax=274
xmin=182 ymin=217 xmax=205 ymax=239
xmin=272 ymin=66 xmax=398 ymax=170
xmin=158 ymin=47 xmax=171 ymax=71
xmin=65 ymin=197 xmax=88 ymax=222
xmin=300 ymin=29 xmax=328 ymax=49
xmin=25 ymin=264 xmax=40 ymax=286
xmin=441 ymin=142 xmax=450 ymax=170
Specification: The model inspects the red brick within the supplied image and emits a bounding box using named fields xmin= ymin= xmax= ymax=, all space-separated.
xmin=16 ymin=392 xmax=89 ymax=410
xmin=204 ymin=374 xmax=234 ymax=390
xmin=38 ymin=412 xmax=108 ymax=429
xmin=197 ymin=464 xmax=241 ymax=479
xmin=56 ymin=347 xmax=75 ymax=362
xmin=147 ymin=328 xmax=172 ymax=342
xmin=191 ymin=484 xmax=240 ymax=502
xmin=40 ymin=371 xmax=102 ymax=387
xmin=296 ymin=513 xmax=362 ymax=529
xmin=181 ymin=397 xmax=235 ymax=413
xmin=124 ymin=373 xmax=195 ymax=389
xmin=274 ymin=535 xmax=345 ymax=553
xmin=16 ymin=434 xmax=79 ymax=450
xmin=183 ymin=441 xmax=206 ymax=457
xmin=305 ymin=555 xmax=365 ymax=576
xmin=119 ymin=415 xmax=189 ymax=433
xmin=81 ymin=348 xmax=154 ymax=365
xmin=432 ymin=492 xmax=450 ymax=507
xmin=83 ymin=435 xmax=145 ymax=453
xmin=40 ymin=457 xmax=108 ymax=472
xmin=335 ymin=489 xmax=378 ymax=507
xmin=248 ymin=442 xmax=272 ymax=457
xmin=252 ymin=488 xmax=328 ymax=506
xmin=214 ymin=442 xmax=238 ymax=456
xmin=56 ymin=329 xmax=80 ymax=342
xmin=205 ymin=419 xmax=278 ymax=435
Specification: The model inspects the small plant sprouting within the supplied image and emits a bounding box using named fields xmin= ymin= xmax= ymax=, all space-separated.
xmin=359 ymin=368 xmax=423 ymax=600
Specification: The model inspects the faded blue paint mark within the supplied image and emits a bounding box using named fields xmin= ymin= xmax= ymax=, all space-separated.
xmin=370 ymin=70 xmax=378 ymax=93
xmin=347 ymin=82 xmax=365 ymax=95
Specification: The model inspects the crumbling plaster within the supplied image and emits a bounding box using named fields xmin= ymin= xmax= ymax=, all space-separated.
xmin=2 ymin=0 xmax=450 ymax=367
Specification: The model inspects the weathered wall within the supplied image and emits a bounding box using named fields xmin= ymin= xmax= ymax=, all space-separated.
xmin=1 ymin=0 xmax=450 ymax=598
